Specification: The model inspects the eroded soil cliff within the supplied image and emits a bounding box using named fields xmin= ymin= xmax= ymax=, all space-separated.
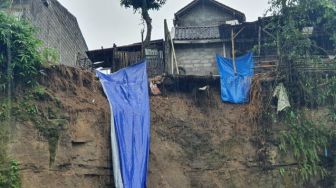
xmin=7 ymin=66 xmax=112 ymax=188
xmin=6 ymin=66 xmax=289 ymax=188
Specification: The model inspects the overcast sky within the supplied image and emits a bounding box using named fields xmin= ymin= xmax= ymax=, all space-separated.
xmin=57 ymin=0 xmax=270 ymax=50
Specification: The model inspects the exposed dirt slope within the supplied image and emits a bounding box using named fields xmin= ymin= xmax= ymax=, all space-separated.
xmin=6 ymin=66 xmax=288 ymax=188
xmin=8 ymin=65 xmax=112 ymax=188
xmin=148 ymin=91 xmax=285 ymax=188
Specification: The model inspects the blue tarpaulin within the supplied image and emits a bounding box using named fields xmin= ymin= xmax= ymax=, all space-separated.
xmin=216 ymin=52 xmax=254 ymax=103
xmin=97 ymin=61 xmax=150 ymax=188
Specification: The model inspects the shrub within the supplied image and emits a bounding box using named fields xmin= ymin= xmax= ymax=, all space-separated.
xmin=0 ymin=12 xmax=42 ymax=91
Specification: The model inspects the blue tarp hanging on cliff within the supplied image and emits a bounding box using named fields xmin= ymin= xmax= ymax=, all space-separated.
xmin=97 ymin=61 xmax=150 ymax=188
xmin=216 ymin=52 xmax=254 ymax=104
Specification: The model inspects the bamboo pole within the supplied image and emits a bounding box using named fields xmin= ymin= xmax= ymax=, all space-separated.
xmin=258 ymin=26 xmax=261 ymax=56
xmin=223 ymin=42 xmax=226 ymax=57
xmin=276 ymin=31 xmax=280 ymax=57
xmin=170 ymin=38 xmax=179 ymax=75
xmin=231 ymin=28 xmax=237 ymax=74
xmin=168 ymin=30 xmax=179 ymax=75
xmin=171 ymin=46 xmax=174 ymax=74
xmin=141 ymin=29 xmax=145 ymax=58
xmin=164 ymin=19 xmax=179 ymax=74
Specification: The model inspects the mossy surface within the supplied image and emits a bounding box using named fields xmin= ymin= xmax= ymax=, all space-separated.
xmin=1 ymin=85 xmax=69 ymax=167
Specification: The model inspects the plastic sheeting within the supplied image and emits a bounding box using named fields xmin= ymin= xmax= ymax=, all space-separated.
xmin=97 ymin=72 xmax=124 ymax=188
xmin=273 ymin=83 xmax=291 ymax=112
xmin=216 ymin=52 xmax=254 ymax=103
xmin=97 ymin=61 xmax=150 ymax=188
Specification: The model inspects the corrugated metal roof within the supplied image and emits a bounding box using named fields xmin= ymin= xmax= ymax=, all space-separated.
xmin=174 ymin=26 xmax=220 ymax=40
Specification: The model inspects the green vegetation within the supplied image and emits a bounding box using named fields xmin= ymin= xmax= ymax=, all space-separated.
xmin=0 ymin=0 xmax=12 ymax=9
xmin=0 ymin=12 xmax=42 ymax=91
xmin=0 ymin=12 xmax=64 ymax=186
xmin=278 ymin=111 xmax=331 ymax=181
xmin=264 ymin=0 xmax=336 ymax=183
xmin=0 ymin=160 xmax=21 ymax=188
xmin=41 ymin=47 xmax=60 ymax=65
xmin=1 ymin=85 xmax=68 ymax=165
xmin=120 ymin=0 xmax=167 ymax=47
xmin=0 ymin=99 xmax=21 ymax=188
xmin=0 ymin=12 xmax=60 ymax=91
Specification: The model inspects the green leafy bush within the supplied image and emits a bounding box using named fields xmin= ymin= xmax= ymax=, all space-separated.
xmin=263 ymin=0 xmax=336 ymax=183
xmin=0 ymin=12 xmax=42 ymax=91
xmin=0 ymin=160 xmax=21 ymax=188
xmin=41 ymin=47 xmax=60 ymax=65
xmin=279 ymin=111 xmax=331 ymax=181
xmin=0 ymin=0 xmax=12 ymax=9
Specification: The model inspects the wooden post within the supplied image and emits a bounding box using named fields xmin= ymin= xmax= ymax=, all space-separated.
xmin=223 ymin=42 xmax=226 ymax=57
xmin=164 ymin=19 xmax=175 ymax=75
xmin=231 ymin=28 xmax=237 ymax=74
xmin=171 ymin=47 xmax=174 ymax=74
xmin=276 ymin=31 xmax=280 ymax=57
xmin=170 ymin=36 xmax=179 ymax=75
xmin=141 ymin=29 xmax=145 ymax=58
xmin=112 ymin=46 xmax=116 ymax=72
xmin=258 ymin=26 xmax=261 ymax=56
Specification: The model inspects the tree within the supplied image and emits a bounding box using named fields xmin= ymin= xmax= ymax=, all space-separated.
xmin=265 ymin=0 xmax=336 ymax=103
xmin=266 ymin=0 xmax=336 ymax=60
xmin=120 ymin=0 xmax=167 ymax=48
xmin=0 ymin=0 xmax=12 ymax=9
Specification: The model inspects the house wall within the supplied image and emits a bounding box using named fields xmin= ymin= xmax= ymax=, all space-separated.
xmin=175 ymin=42 xmax=230 ymax=75
xmin=176 ymin=3 xmax=236 ymax=27
xmin=12 ymin=0 xmax=88 ymax=66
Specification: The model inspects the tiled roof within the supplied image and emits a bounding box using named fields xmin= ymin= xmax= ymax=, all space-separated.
xmin=174 ymin=26 xmax=220 ymax=40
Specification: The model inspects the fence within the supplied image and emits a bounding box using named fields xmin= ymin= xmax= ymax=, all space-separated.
xmin=145 ymin=49 xmax=165 ymax=77
xmin=111 ymin=51 xmax=142 ymax=72
xmin=110 ymin=48 xmax=164 ymax=77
